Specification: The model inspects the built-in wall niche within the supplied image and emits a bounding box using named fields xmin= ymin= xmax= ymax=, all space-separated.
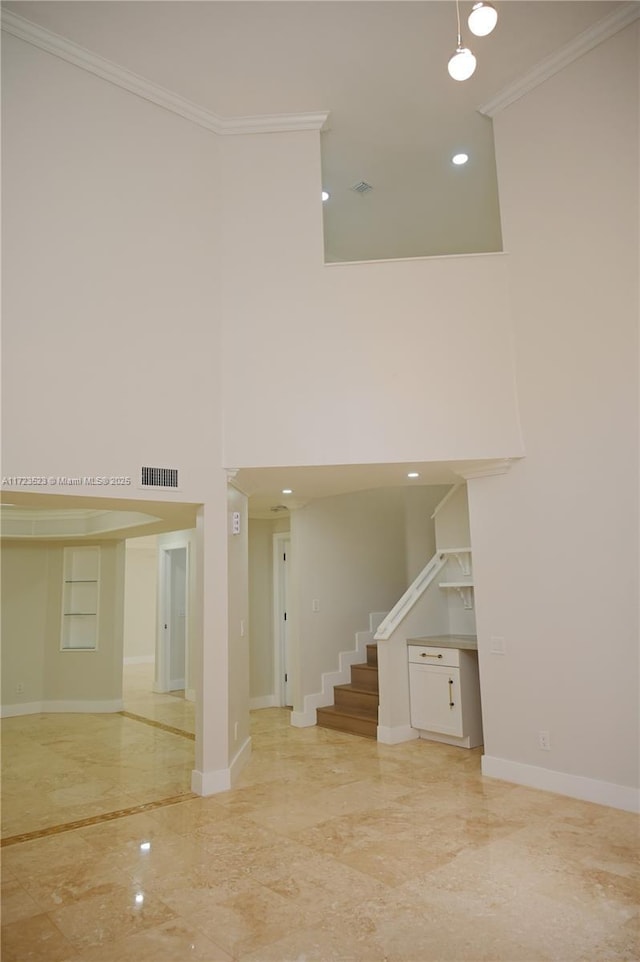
xmin=61 ymin=546 xmax=100 ymax=650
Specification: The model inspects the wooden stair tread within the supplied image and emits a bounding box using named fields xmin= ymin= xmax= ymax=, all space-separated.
xmin=334 ymin=683 xmax=377 ymax=694
xmin=317 ymin=704 xmax=378 ymax=721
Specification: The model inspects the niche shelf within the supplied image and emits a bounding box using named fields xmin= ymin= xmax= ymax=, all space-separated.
xmin=61 ymin=546 xmax=100 ymax=650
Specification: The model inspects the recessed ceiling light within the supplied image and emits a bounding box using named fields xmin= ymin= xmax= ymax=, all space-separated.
xmin=407 ymin=472 xmax=420 ymax=479
xmin=282 ymin=488 xmax=293 ymax=495
xmin=322 ymin=190 xmax=330 ymax=202
xmin=452 ymin=153 xmax=469 ymax=165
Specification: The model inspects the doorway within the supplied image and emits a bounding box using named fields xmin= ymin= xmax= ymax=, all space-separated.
xmin=155 ymin=544 xmax=189 ymax=694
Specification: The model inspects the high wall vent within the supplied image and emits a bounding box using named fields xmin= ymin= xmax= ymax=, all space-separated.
xmin=141 ymin=466 xmax=179 ymax=488
xmin=351 ymin=180 xmax=373 ymax=193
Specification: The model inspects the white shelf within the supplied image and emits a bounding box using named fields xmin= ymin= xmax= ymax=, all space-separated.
xmin=438 ymin=548 xmax=472 ymax=577
xmin=439 ymin=582 xmax=474 ymax=610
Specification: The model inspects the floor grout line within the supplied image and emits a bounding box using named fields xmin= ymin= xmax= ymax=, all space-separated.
xmin=1 ymin=792 xmax=196 ymax=847
xmin=118 ymin=710 xmax=195 ymax=740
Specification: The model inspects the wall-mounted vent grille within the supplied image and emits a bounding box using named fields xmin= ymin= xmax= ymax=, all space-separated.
xmin=141 ymin=466 xmax=179 ymax=488
xmin=351 ymin=180 xmax=373 ymax=193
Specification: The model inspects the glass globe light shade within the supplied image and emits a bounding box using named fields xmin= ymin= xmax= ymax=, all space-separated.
xmin=447 ymin=46 xmax=477 ymax=81
xmin=468 ymin=2 xmax=498 ymax=37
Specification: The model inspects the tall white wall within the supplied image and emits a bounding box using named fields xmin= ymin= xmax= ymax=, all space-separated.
xmin=469 ymin=25 xmax=639 ymax=810
xmin=1 ymin=33 xmax=221 ymax=503
xmin=217 ymin=130 xmax=524 ymax=471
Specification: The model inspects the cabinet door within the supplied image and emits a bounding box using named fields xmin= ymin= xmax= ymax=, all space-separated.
xmin=409 ymin=664 xmax=463 ymax=736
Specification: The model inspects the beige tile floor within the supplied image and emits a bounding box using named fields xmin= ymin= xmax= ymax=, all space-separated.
xmin=1 ymin=665 xmax=638 ymax=961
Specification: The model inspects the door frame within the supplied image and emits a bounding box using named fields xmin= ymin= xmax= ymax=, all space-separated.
xmin=154 ymin=541 xmax=190 ymax=695
xmin=272 ymin=532 xmax=291 ymax=706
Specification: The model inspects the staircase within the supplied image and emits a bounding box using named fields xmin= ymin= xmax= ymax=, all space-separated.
xmin=316 ymin=643 xmax=378 ymax=738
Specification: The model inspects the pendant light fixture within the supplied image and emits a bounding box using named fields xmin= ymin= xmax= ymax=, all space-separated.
xmin=447 ymin=0 xmax=477 ymax=82
xmin=468 ymin=2 xmax=498 ymax=37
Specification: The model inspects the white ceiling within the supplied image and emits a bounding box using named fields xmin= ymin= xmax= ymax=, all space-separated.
xmin=2 ymin=0 xmax=626 ymax=261
xmin=1 ymin=0 xmax=631 ymax=526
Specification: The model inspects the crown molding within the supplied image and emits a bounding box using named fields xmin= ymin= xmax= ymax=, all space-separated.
xmin=1 ymin=10 xmax=330 ymax=136
xmin=478 ymin=1 xmax=640 ymax=118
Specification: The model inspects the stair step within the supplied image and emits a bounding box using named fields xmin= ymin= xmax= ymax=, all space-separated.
xmin=334 ymin=683 xmax=379 ymax=713
xmin=350 ymin=663 xmax=378 ymax=692
xmin=366 ymin=643 xmax=378 ymax=667
xmin=316 ymin=705 xmax=378 ymax=739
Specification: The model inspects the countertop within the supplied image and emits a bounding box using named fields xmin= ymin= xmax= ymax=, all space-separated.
xmin=407 ymin=635 xmax=478 ymax=651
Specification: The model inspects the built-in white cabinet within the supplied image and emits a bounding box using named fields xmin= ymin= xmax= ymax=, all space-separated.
xmin=408 ymin=638 xmax=483 ymax=748
xmin=61 ymin=546 xmax=100 ymax=650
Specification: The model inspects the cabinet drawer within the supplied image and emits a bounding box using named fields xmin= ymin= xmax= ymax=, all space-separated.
xmin=408 ymin=645 xmax=460 ymax=668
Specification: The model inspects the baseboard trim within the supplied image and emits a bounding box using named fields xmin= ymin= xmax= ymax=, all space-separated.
xmin=191 ymin=767 xmax=231 ymax=795
xmin=185 ymin=688 xmax=196 ymax=703
xmin=290 ymin=709 xmax=317 ymax=727
xmin=1 ymin=699 xmax=124 ymax=718
xmin=482 ymin=754 xmax=640 ymax=814
xmin=191 ymin=736 xmax=252 ymax=796
xmin=123 ymin=655 xmax=155 ymax=665
xmin=377 ymin=724 xmax=419 ymax=745
xmin=417 ymin=729 xmax=481 ymax=749
xmin=250 ymin=695 xmax=278 ymax=710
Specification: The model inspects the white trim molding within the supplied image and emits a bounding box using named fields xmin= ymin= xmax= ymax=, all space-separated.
xmin=482 ymin=755 xmax=640 ymax=814
xmin=1 ymin=11 xmax=330 ymax=136
xmin=377 ymin=724 xmax=419 ymax=745
xmin=478 ymin=2 xmax=640 ymax=117
xmin=1 ymin=698 xmax=123 ymax=717
xmin=123 ymin=655 xmax=154 ymax=665
xmin=191 ymin=735 xmax=252 ymax=796
xmin=250 ymin=695 xmax=278 ymax=711
xmin=455 ymin=459 xmax=516 ymax=481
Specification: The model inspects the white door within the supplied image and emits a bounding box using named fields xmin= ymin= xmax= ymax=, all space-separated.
xmin=155 ymin=545 xmax=188 ymax=693
xmin=409 ymin=664 xmax=463 ymax=736
xmin=273 ymin=534 xmax=292 ymax=706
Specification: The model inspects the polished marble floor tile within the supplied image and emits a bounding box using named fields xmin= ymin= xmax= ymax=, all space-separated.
xmin=1 ymin=664 xmax=638 ymax=961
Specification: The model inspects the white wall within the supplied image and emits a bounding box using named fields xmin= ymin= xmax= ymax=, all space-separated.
xmin=123 ymin=536 xmax=157 ymax=662
xmin=469 ymin=25 xmax=638 ymax=810
xmin=227 ymin=485 xmax=250 ymax=765
xmin=291 ymin=487 xmax=419 ymax=706
xmin=217 ymin=130 xmax=524 ymax=471
xmin=1 ymin=33 xmax=221 ymax=504
xmin=1 ymin=543 xmax=48 ymax=707
xmin=1 ymin=539 xmax=125 ymax=713
xmin=403 ymin=485 xmax=451 ymax=581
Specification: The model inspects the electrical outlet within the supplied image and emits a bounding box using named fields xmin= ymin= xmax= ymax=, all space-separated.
xmin=538 ymin=730 xmax=551 ymax=751
xmin=16 ymin=682 xmax=25 ymax=694
xmin=312 ymin=599 xmax=320 ymax=612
